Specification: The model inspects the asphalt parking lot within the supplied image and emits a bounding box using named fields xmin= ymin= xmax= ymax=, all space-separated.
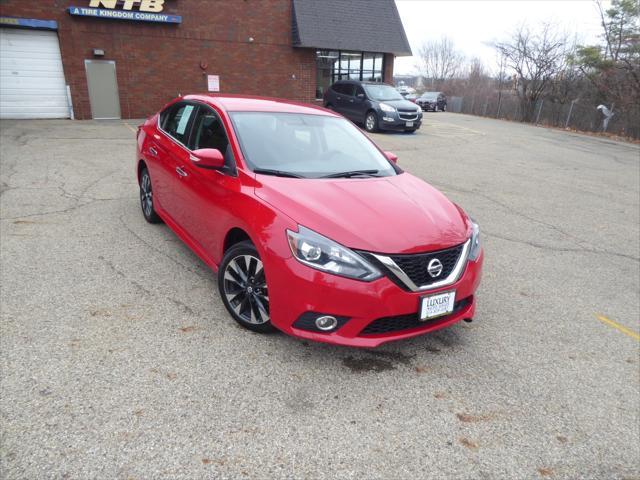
xmin=1 ymin=113 xmax=638 ymax=479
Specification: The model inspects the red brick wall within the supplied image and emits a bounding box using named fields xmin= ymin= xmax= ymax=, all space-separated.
xmin=0 ymin=1 xmax=398 ymax=119
xmin=384 ymin=53 xmax=394 ymax=86
xmin=0 ymin=0 xmax=318 ymax=119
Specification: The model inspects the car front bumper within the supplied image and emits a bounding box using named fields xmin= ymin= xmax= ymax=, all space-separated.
xmin=378 ymin=111 xmax=422 ymax=131
xmin=418 ymin=102 xmax=436 ymax=111
xmin=266 ymin=249 xmax=484 ymax=347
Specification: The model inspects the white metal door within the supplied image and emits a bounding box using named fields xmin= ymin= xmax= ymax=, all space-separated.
xmin=0 ymin=28 xmax=69 ymax=119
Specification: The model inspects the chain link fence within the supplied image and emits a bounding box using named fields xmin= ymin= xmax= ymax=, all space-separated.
xmin=447 ymin=94 xmax=639 ymax=140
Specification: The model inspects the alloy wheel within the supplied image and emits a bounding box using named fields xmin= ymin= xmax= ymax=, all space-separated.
xmin=366 ymin=114 xmax=375 ymax=131
xmin=223 ymin=254 xmax=270 ymax=324
xmin=140 ymin=171 xmax=153 ymax=218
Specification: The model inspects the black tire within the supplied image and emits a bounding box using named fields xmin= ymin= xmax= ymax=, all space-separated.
xmin=364 ymin=111 xmax=378 ymax=133
xmin=218 ymin=241 xmax=274 ymax=333
xmin=442 ymin=105 xmax=447 ymax=112
xmin=139 ymin=167 xmax=162 ymax=224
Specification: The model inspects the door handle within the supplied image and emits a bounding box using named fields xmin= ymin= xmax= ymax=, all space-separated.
xmin=148 ymin=147 xmax=158 ymax=156
xmin=349 ymin=99 xmax=354 ymax=103
xmin=336 ymin=96 xmax=341 ymax=100
xmin=175 ymin=166 xmax=188 ymax=178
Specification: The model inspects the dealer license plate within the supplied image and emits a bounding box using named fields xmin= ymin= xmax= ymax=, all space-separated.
xmin=406 ymin=121 xmax=414 ymax=127
xmin=419 ymin=291 xmax=456 ymax=321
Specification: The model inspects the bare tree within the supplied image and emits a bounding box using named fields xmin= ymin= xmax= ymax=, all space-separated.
xmin=575 ymin=0 xmax=640 ymax=121
xmin=494 ymin=24 xmax=571 ymax=121
xmin=416 ymin=36 xmax=465 ymax=87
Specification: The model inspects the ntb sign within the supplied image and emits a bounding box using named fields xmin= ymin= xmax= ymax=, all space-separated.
xmin=68 ymin=0 xmax=182 ymax=23
xmin=90 ymin=0 xmax=165 ymax=12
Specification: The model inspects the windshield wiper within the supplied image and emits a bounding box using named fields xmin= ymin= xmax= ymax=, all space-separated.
xmin=320 ymin=169 xmax=380 ymax=179
xmin=253 ymin=168 xmax=304 ymax=178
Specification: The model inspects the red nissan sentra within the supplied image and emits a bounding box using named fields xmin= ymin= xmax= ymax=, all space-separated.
xmin=136 ymin=95 xmax=483 ymax=347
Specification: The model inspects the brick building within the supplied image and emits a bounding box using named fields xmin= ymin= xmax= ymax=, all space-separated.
xmin=0 ymin=0 xmax=411 ymax=120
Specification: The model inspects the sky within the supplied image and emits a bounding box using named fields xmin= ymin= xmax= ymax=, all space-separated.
xmin=394 ymin=0 xmax=607 ymax=75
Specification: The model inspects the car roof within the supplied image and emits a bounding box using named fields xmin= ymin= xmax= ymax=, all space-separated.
xmin=333 ymin=80 xmax=392 ymax=86
xmin=182 ymin=94 xmax=338 ymax=116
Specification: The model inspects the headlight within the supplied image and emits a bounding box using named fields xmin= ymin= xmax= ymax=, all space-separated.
xmin=379 ymin=103 xmax=396 ymax=113
xmin=468 ymin=220 xmax=481 ymax=261
xmin=286 ymin=226 xmax=382 ymax=281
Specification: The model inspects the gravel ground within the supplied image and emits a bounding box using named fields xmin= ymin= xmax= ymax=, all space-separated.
xmin=1 ymin=113 xmax=638 ymax=479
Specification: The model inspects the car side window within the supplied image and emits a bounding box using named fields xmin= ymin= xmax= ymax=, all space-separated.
xmin=189 ymin=105 xmax=236 ymax=173
xmin=163 ymin=103 xmax=196 ymax=145
xmin=341 ymin=84 xmax=355 ymax=96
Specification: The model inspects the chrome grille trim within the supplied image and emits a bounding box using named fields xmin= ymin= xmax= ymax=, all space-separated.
xmin=372 ymin=239 xmax=471 ymax=292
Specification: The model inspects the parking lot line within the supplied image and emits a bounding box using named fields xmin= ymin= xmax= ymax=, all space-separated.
xmin=123 ymin=121 xmax=137 ymax=134
xmin=596 ymin=314 xmax=640 ymax=341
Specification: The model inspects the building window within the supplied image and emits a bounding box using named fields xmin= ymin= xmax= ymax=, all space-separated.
xmin=315 ymin=50 xmax=385 ymax=99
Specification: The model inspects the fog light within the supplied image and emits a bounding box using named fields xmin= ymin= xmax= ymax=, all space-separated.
xmin=383 ymin=116 xmax=394 ymax=122
xmin=315 ymin=315 xmax=338 ymax=331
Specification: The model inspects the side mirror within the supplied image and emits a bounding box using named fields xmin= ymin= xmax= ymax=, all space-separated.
xmin=384 ymin=151 xmax=398 ymax=164
xmin=191 ymin=148 xmax=224 ymax=170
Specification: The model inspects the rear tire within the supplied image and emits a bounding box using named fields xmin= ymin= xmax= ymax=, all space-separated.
xmin=139 ymin=167 xmax=162 ymax=224
xmin=364 ymin=111 xmax=378 ymax=133
xmin=218 ymin=241 xmax=275 ymax=334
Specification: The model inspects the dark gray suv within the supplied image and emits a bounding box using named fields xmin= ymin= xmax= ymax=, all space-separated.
xmin=323 ymin=81 xmax=423 ymax=133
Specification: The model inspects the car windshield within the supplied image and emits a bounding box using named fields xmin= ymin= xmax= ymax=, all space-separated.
xmin=229 ymin=112 xmax=397 ymax=179
xmin=363 ymin=84 xmax=404 ymax=101
xmin=421 ymin=93 xmax=439 ymax=100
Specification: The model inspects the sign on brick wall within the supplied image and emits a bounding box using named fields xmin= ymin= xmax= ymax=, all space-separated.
xmin=68 ymin=1 xmax=182 ymax=24
xmin=207 ymin=75 xmax=220 ymax=92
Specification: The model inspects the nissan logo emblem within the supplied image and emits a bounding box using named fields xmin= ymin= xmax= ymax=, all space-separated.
xmin=427 ymin=258 xmax=443 ymax=278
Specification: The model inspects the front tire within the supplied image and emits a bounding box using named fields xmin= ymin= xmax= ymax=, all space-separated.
xmin=364 ymin=111 xmax=378 ymax=133
xmin=218 ymin=241 xmax=274 ymax=333
xmin=139 ymin=167 xmax=162 ymax=224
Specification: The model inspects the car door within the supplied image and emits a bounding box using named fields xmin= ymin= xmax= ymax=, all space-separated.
xmin=156 ymin=101 xmax=197 ymax=227
xmin=333 ymin=83 xmax=353 ymax=118
xmin=350 ymin=85 xmax=368 ymax=123
xmin=177 ymin=104 xmax=241 ymax=261
xmin=342 ymin=83 xmax=359 ymax=121
xmin=439 ymin=94 xmax=447 ymax=110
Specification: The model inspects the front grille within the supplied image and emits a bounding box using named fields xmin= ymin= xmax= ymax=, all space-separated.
xmin=399 ymin=113 xmax=419 ymax=121
xmin=359 ymin=296 xmax=472 ymax=336
xmin=389 ymin=244 xmax=464 ymax=288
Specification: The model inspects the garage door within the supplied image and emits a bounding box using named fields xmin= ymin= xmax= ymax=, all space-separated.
xmin=0 ymin=28 xmax=69 ymax=119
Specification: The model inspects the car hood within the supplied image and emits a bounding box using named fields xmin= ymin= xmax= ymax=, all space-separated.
xmin=255 ymin=173 xmax=470 ymax=254
xmin=379 ymin=99 xmax=421 ymax=110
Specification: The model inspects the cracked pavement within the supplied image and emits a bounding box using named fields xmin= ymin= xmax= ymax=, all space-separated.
xmin=1 ymin=115 xmax=639 ymax=479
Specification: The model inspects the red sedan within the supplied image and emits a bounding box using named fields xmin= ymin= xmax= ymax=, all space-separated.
xmin=136 ymin=95 xmax=483 ymax=347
